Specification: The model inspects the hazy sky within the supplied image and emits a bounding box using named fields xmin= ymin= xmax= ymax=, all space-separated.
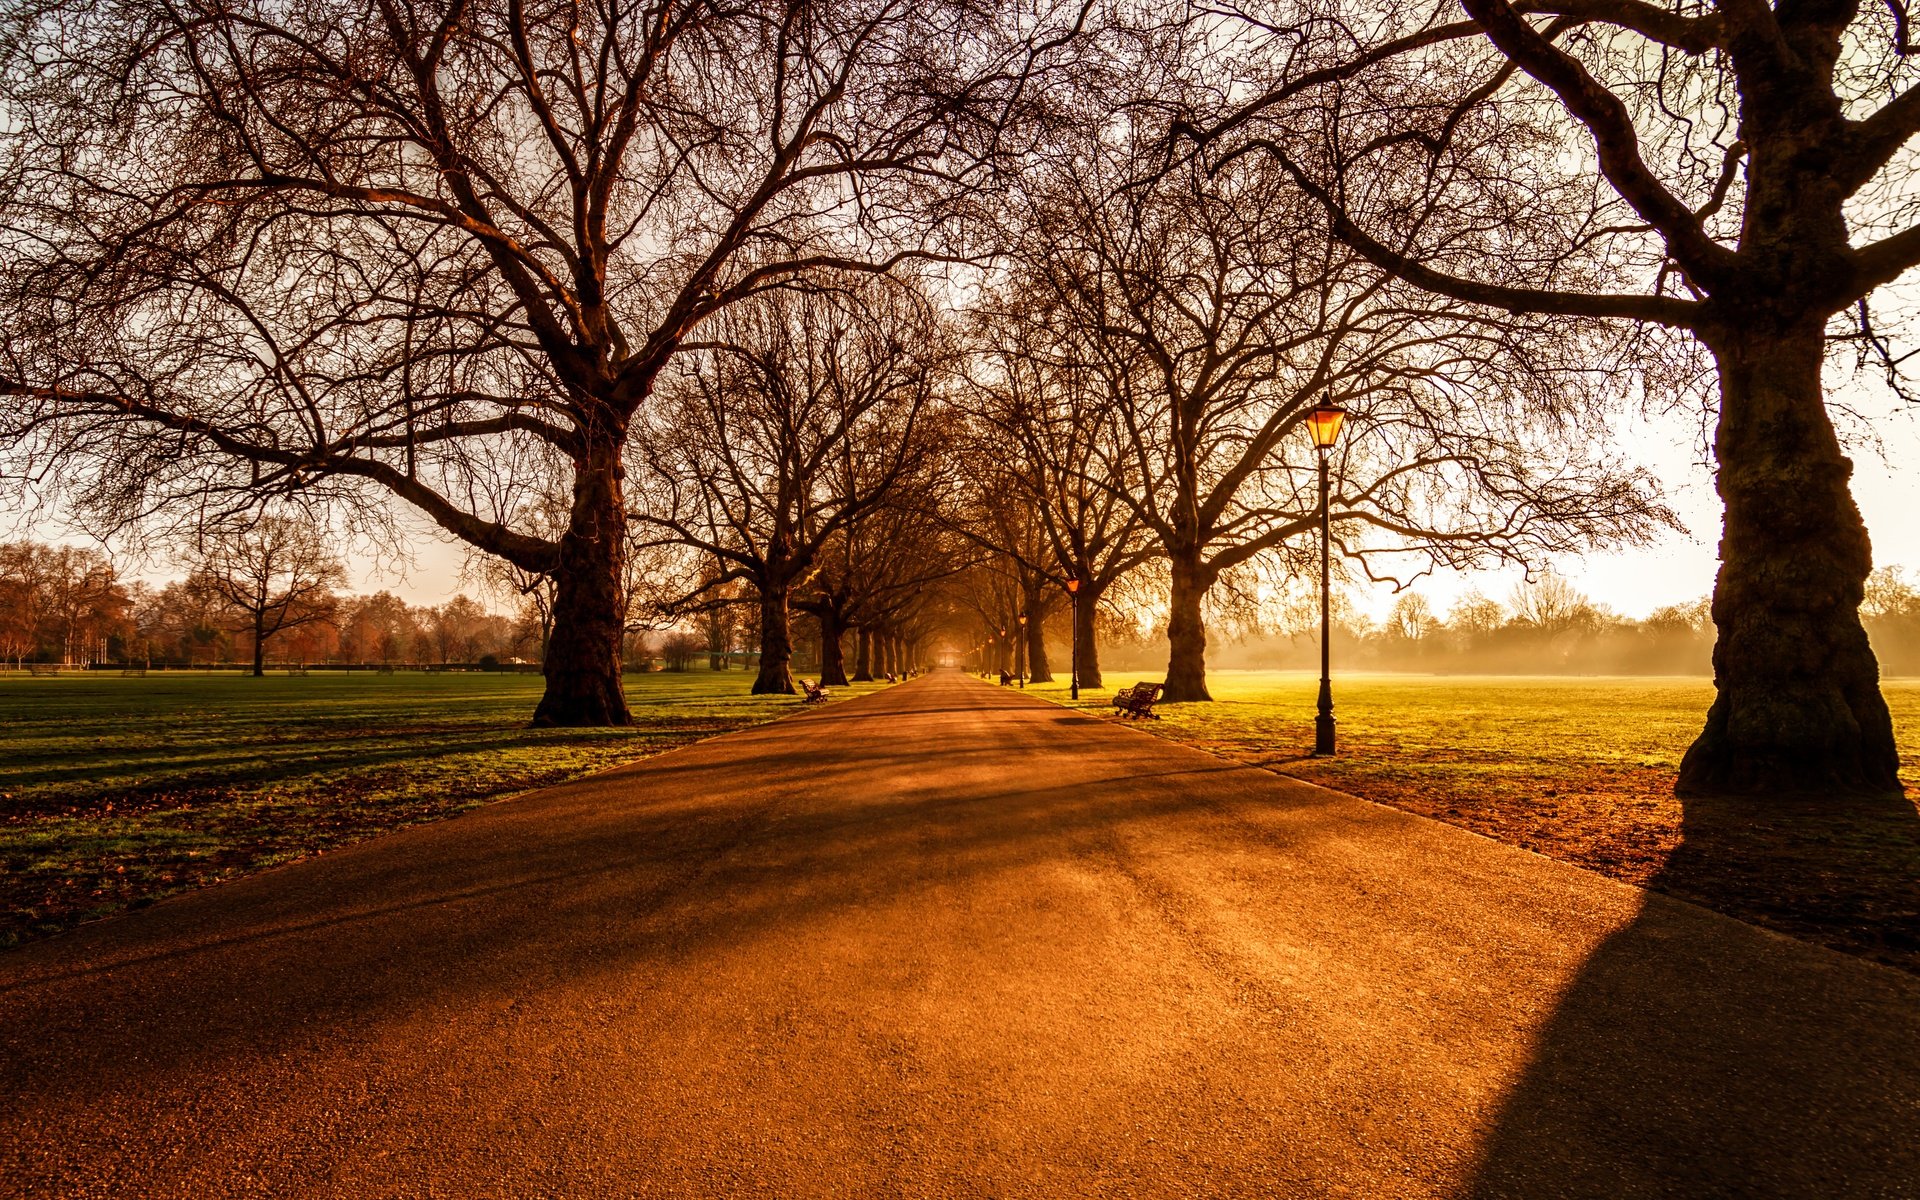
xmin=1366 ymin=381 xmax=1920 ymax=623
xmin=338 ymin=384 xmax=1920 ymax=624
xmin=31 ymin=377 xmax=1918 ymax=626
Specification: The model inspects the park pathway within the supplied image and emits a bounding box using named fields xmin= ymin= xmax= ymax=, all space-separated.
xmin=3 ymin=672 xmax=1918 ymax=1199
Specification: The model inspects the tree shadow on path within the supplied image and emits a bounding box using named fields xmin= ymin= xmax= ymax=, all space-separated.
xmin=1464 ymin=786 xmax=1920 ymax=1199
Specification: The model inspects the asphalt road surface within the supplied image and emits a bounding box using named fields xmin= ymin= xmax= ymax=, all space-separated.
xmin=4 ymin=672 xmax=1918 ymax=1199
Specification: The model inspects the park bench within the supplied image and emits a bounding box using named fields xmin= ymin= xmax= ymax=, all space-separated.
xmin=121 ymin=664 xmax=147 ymax=676
xmin=801 ymin=679 xmax=832 ymax=705
xmin=1112 ymin=682 xmax=1164 ymax=720
xmin=27 ymin=664 xmax=59 ymax=676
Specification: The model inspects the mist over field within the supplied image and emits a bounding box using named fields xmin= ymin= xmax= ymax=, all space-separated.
xmin=1091 ymin=567 xmax=1920 ymax=679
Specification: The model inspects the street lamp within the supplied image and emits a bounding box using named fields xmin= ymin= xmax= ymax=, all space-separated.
xmin=1016 ymin=612 xmax=1028 ymax=688
xmin=1307 ymin=402 xmax=1347 ymax=756
xmin=1065 ymin=578 xmax=1081 ymax=700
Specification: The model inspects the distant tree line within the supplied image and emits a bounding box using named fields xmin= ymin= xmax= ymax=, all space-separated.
xmin=0 ymin=537 xmax=538 ymax=672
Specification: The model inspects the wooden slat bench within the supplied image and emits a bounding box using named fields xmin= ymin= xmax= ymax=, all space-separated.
xmin=1111 ymin=682 xmax=1164 ymax=720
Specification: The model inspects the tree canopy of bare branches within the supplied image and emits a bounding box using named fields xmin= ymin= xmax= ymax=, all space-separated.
xmin=190 ymin=515 xmax=348 ymax=676
xmin=636 ymin=277 xmax=949 ymax=692
xmin=1198 ymin=0 xmax=1920 ymax=794
xmin=0 ymin=0 xmax=1089 ymax=723
xmin=995 ymin=87 xmax=1670 ymax=700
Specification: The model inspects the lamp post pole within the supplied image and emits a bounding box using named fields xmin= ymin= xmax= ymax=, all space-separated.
xmin=1315 ymin=443 xmax=1335 ymax=755
xmin=1067 ymin=578 xmax=1081 ymax=700
xmin=1016 ymin=613 xmax=1028 ymax=688
xmin=1306 ymin=401 xmax=1345 ymax=757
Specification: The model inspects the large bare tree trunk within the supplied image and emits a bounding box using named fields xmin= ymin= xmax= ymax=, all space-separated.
xmin=1162 ymin=550 xmax=1212 ymax=702
xmin=251 ymin=611 xmax=266 ymax=678
xmin=752 ymin=584 xmax=796 ymax=695
xmin=533 ymin=440 xmax=632 ymax=727
xmin=1678 ymin=319 xmax=1900 ymax=796
xmin=818 ymin=609 xmax=850 ymax=686
xmin=853 ymin=626 xmax=874 ymax=682
xmin=1025 ymin=608 xmax=1053 ymax=683
xmin=1075 ymin=583 xmax=1103 ymax=689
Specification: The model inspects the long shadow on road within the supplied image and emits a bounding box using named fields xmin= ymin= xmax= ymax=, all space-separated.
xmin=0 ymin=693 xmax=1250 ymax=1098
xmin=1466 ymin=787 xmax=1920 ymax=1198
xmin=6 ymin=674 xmax=1920 ymax=1198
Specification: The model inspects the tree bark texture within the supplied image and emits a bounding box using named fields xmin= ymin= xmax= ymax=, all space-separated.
xmin=853 ymin=626 xmax=874 ymax=682
xmin=1162 ymin=551 xmax=1212 ymax=702
xmin=818 ymin=610 xmax=849 ymax=686
xmin=1075 ymin=584 xmax=1104 ymax=689
xmin=752 ymin=585 xmax=797 ymax=694
xmin=251 ymin=612 xmax=266 ymax=678
xmin=1025 ymin=612 xmax=1052 ymax=683
xmin=533 ymin=436 xmax=633 ymax=726
xmin=1678 ymin=320 xmax=1899 ymax=795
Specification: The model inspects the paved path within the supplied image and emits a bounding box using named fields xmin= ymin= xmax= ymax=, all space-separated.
xmin=3 ymin=673 xmax=1918 ymax=1199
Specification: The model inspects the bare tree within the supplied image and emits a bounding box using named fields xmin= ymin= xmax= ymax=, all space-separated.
xmin=1005 ymin=99 xmax=1668 ymax=700
xmin=637 ymin=280 xmax=948 ymax=693
xmin=1387 ymin=592 xmax=1437 ymax=642
xmin=0 ymin=0 xmax=1089 ymax=724
xmin=1201 ymin=0 xmax=1920 ymax=794
xmin=192 ymin=516 xmax=347 ymax=675
xmin=1508 ymin=572 xmax=1598 ymax=639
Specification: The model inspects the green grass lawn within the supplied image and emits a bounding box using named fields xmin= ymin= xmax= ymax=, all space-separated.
xmin=1025 ymin=669 xmax=1920 ymax=972
xmin=0 ymin=670 xmax=886 ymax=949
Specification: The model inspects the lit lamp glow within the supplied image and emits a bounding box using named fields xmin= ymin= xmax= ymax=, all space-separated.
xmin=1306 ymin=403 xmax=1346 ymax=449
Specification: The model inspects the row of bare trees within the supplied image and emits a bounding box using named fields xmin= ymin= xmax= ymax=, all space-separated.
xmin=6 ymin=0 xmax=1920 ymax=796
xmin=944 ymin=35 xmax=1665 ymax=701
xmin=0 ymin=0 xmax=1088 ymax=722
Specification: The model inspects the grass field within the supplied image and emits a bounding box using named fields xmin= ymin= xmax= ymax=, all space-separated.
xmin=0 ymin=671 xmax=885 ymax=949
xmin=1026 ymin=670 xmax=1920 ymax=973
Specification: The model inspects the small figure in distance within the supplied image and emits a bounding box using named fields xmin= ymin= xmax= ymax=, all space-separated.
xmin=999 ymin=670 xmax=1012 ymax=687
xmin=886 ymin=671 xmax=897 ymax=683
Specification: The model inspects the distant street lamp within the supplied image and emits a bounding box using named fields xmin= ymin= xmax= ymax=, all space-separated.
xmin=1066 ymin=578 xmax=1081 ymax=700
xmin=1307 ymin=402 xmax=1347 ymax=756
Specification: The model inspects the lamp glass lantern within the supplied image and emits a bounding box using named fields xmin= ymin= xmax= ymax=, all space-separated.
xmin=1306 ymin=403 xmax=1347 ymax=450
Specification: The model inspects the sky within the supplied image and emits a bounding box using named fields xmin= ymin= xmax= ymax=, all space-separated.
xmin=24 ymin=377 xmax=1920 ymax=626
xmin=1352 ymin=381 xmax=1920 ymax=624
xmin=345 ymin=385 xmax=1920 ymax=625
